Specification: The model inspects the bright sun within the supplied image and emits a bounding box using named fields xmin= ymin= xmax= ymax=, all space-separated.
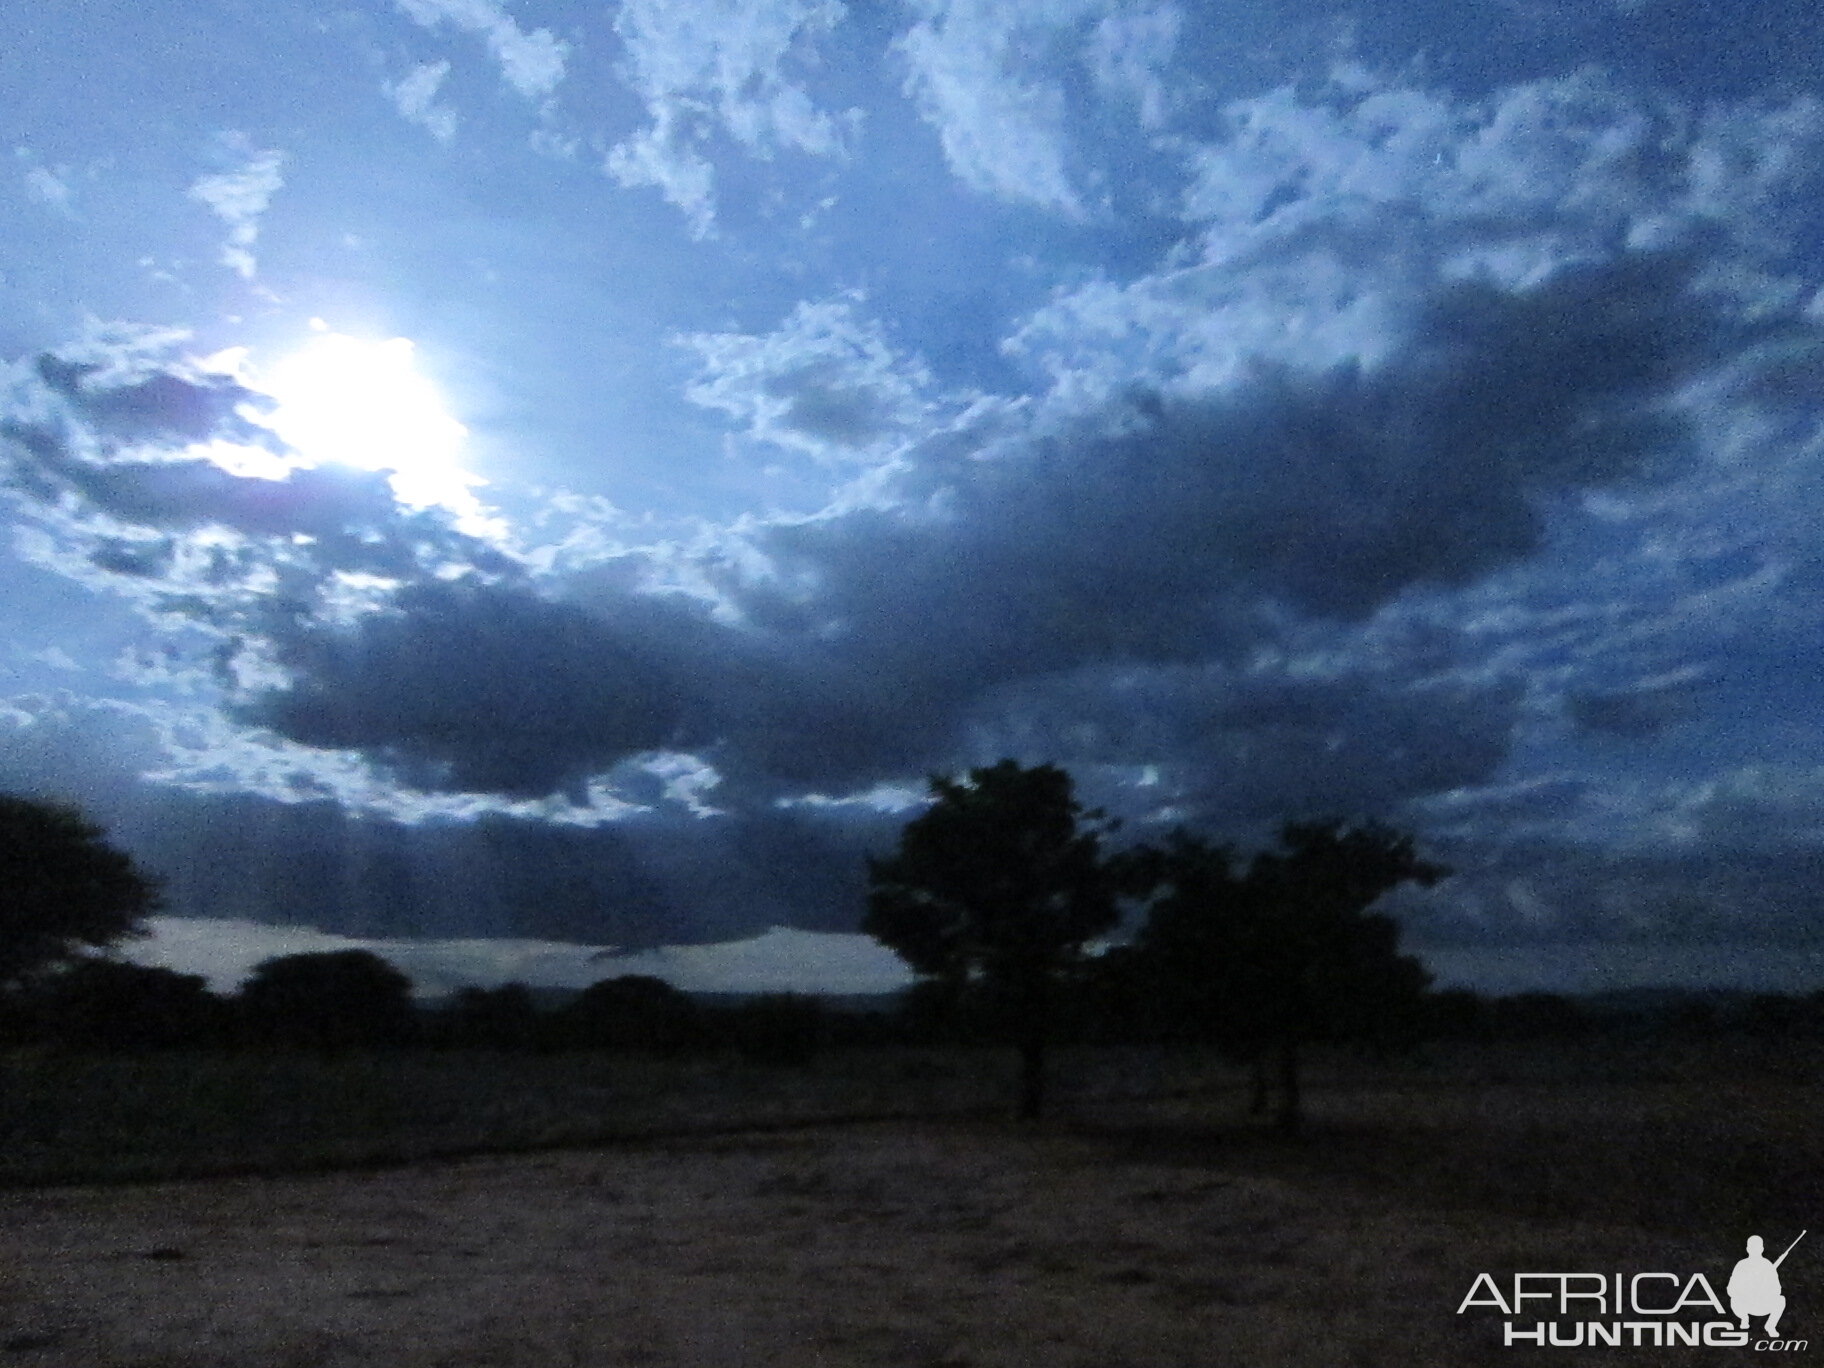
xmin=255 ymin=327 xmax=481 ymax=517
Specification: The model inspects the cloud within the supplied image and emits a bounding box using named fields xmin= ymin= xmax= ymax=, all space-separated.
xmin=0 ymin=689 xmax=901 ymax=950
xmin=187 ymin=138 xmax=285 ymax=279
xmin=1 ymin=333 xmax=545 ymax=785
xmin=387 ymin=60 xmax=460 ymax=142
xmin=1173 ymin=67 xmax=1822 ymax=275
xmin=1566 ymin=669 xmax=1707 ymax=739
xmin=395 ymin=0 xmax=570 ymax=102
xmin=892 ymin=0 xmax=1187 ymax=214
xmin=3 ymin=391 xmax=501 ymax=605
xmin=975 ymin=660 xmax=1523 ymax=833
xmin=699 ymin=250 xmax=1723 ymax=775
xmin=8 ymin=52 xmax=1824 ymax=967
xmin=896 ymin=0 xmax=1093 ymax=215
xmin=123 ymin=917 xmax=910 ymax=996
xmin=679 ymin=294 xmax=936 ymax=460
xmin=606 ymin=0 xmax=854 ymax=234
xmin=16 ymin=148 xmax=76 ymax=217
xmin=588 ymin=925 xmax=910 ymax=994
xmin=2 ymin=221 xmax=1754 ymax=830
xmin=235 ymin=580 xmax=695 ymax=798
xmin=603 ymin=119 xmax=719 ymax=238
xmin=990 ymin=68 xmax=1817 ymax=410
xmin=0 ymin=691 xmax=170 ymax=818
xmin=30 ymin=350 xmax=266 ymax=445
xmin=1085 ymin=4 xmax=1180 ymax=130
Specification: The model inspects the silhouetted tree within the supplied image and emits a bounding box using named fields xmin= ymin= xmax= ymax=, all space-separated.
xmin=238 ymin=949 xmax=418 ymax=1051
xmin=1126 ymin=832 xmax=1283 ymax=1108
xmin=1135 ymin=820 xmax=1444 ymax=1134
xmin=436 ymin=982 xmax=542 ymax=1051
xmin=1744 ymin=993 xmax=1802 ymax=1038
xmin=28 ymin=959 xmax=229 ymax=1050
xmin=1122 ymin=832 xmax=1248 ymax=1033
xmin=1419 ymin=987 xmax=1488 ymax=1042
xmin=865 ymin=760 xmax=1133 ymax=1119
xmin=560 ymin=974 xmax=702 ymax=1053
xmin=0 ymin=795 xmax=160 ymax=991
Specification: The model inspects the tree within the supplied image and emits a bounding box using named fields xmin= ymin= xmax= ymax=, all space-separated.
xmin=560 ymin=974 xmax=703 ymax=1053
xmin=0 ymin=794 xmax=160 ymax=991
xmin=864 ymin=760 xmax=1131 ymax=1119
xmin=1117 ymin=831 xmax=1247 ymax=1037
xmin=1136 ymin=820 xmax=1444 ymax=1134
xmin=27 ymin=959 xmax=229 ymax=1051
xmin=436 ymin=982 xmax=543 ymax=1051
xmin=238 ymin=949 xmax=418 ymax=1051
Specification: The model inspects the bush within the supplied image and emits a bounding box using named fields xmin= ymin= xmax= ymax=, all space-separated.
xmin=238 ymin=950 xmax=419 ymax=1051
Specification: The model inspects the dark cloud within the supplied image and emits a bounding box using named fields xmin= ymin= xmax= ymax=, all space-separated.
xmin=671 ymin=250 xmax=1721 ymax=796
xmin=4 ymin=408 xmax=499 ymax=571
xmin=0 ymin=247 xmax=1772 ymax=971
xmin=1399 ymin=839 xmax=1824 ymax=952
xmin=87 ymin=538 xmax=177 ymax=579
xmin=194 ymin=250 xmax=1733 ymax=810
xmin=679 ymin=296 xmax=934 ymax=460
xmin=236 ymin=580 xmax=696 ymax=798
xmin=144 ymin=798 xmax=682 ymax=945
xmin=771 ymin=369 xmax=901 ymax=448
xmin=4 ymin=39 xmax=1821 ymax=985
xmin=0 ymin=692 xmax=876 ymax=949
xmin=1566 ymin=678 xmax=1706 ymax=739
xmin=975 ymin=660 xmax=1522 ymax=832
xmin=33 ymin=354 xmax=270 ymax=446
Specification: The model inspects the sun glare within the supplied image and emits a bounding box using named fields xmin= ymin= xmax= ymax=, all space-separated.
xmin=255 ymin=328 xmax=482 ymax=518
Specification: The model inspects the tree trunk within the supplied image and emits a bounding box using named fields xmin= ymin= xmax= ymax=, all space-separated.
xmin=1017 ymin=1036 xmax=1046 ymax=1120
xmin=1275 ymin=1036 xmax=1301 ymax=1136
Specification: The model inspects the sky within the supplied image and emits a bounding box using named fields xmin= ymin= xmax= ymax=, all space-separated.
xmin=4 ymin=0 xmax=1824 ymax=996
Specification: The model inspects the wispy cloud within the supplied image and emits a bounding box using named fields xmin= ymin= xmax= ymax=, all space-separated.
xmin=1085 ymin=5 xmax=1179 ymax=129
xmin=895 ymin=0 xmax=1187 ymax=215
xmin=606 ymin=0 xmax=854 ymax=235
xmin=387 ymin=59 xmax=460 ymax=142
xmin=395 ymin=0 xmax=570 ymax=102
xmin=16 ymin=148 xmax=77 ymax=217
xmin=679 ymin=293 xmax=936 ymax=461
xmin=187 ymin=138 xmax=285 ymax=279
xmin=604 ymin=118 xmax=719 ymax=238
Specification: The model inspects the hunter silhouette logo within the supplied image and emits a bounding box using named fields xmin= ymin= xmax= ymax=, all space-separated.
xmin=1730 ymin=1232 xmax=1803 ymax=1338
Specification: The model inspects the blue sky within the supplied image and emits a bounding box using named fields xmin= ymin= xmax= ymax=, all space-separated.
xmin=4 ymin=0 xmax=1823 ymax=994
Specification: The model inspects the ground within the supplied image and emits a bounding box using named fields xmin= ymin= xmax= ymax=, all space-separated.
xmin=0 ymin=1094 xmax=1780 ymax=1368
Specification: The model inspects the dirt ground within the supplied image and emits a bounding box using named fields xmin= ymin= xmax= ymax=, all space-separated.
xmin=0 ymin=1112 xmax=1742 ymax=1368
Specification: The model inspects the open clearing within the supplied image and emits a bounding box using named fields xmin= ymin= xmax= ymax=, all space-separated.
xmin=4 ymin=1068 xmax=1814 ymax=1367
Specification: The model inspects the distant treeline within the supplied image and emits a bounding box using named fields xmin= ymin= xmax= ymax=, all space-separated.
xmin=4 ymin=949 xmax=1821 ymax=1061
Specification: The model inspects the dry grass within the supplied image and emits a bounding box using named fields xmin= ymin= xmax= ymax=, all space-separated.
xmin=0 ymin=1041 xmax=1816 ymax=1366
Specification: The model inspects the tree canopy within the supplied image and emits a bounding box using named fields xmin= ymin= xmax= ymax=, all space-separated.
xmin=0 ymin=794 xmax=160 ymax=990
xmin=238 ymin=949 xmax=418 ymax=1050
xmin=560 ymin=974 xmax=702 ymax=1052
xmin=1132 ymin=818 xmax=1445 ymax=1132
xmin=865 ymin=759 xmax=1134 ymax=1117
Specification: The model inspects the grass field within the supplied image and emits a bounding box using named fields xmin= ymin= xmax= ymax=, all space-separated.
xmin=0 ymin=1036 xmax=1816 ymax=1365
xmin=0 ymin=1046 xmax=1016 ymax=1187
xmin=1 ymin=1034 xmax=1818 ymax=1226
